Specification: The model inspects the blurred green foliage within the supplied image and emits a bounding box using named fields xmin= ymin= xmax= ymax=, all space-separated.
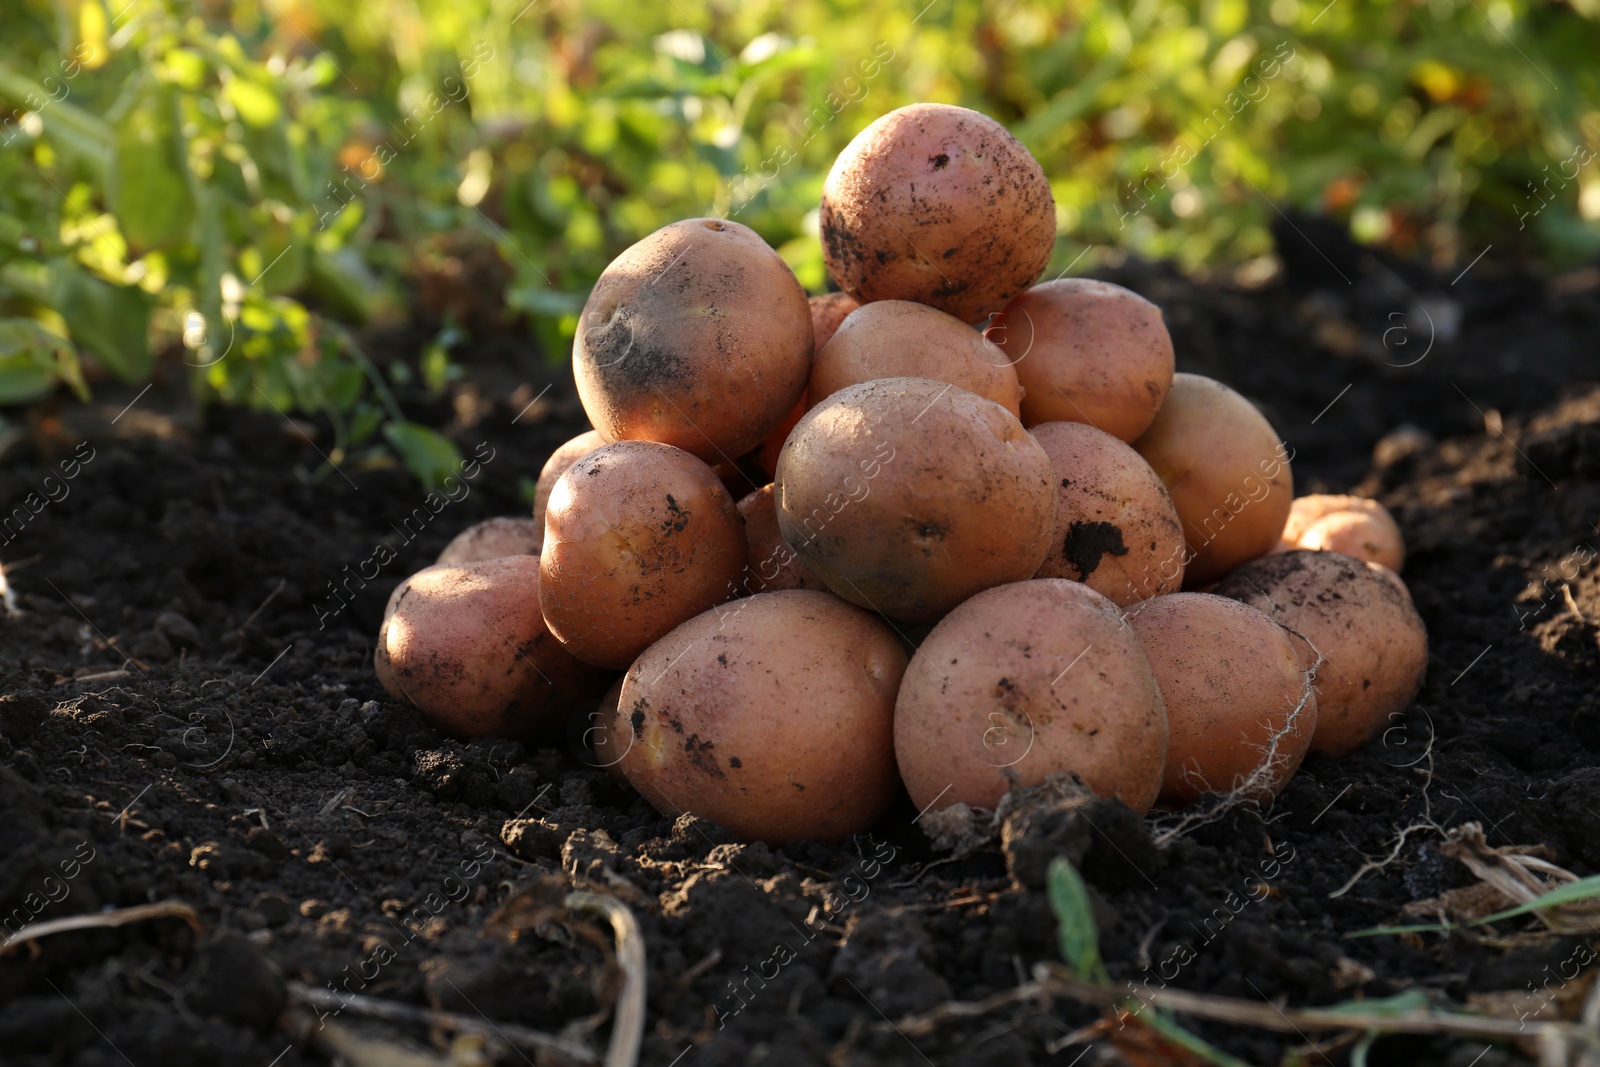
xmin=1 ymin=0 xmax=1595 ymax=480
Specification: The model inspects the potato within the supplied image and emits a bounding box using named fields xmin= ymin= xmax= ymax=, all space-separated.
xmin=735 ymin=484 xmax=826 ymax=595
xmin=435 ymin=517 xmax=543 ymax=566
xmin=987 ymin=278 xmax=1175 ymax=441
xmin=894 ymin=579 xmax=1168 ymax=815
xmin=1127 ymin=593 xmax=1316 ymax=806
xmin=375 ymin=557 xmax=610 ymax=740
xmin=1300 ymin=511 xmax=1406 ymax=572
xmin=1276 ymin=495 xmax=1406 ymax=572
xmin=532 ymin=430 xmax=606 ymax=531
xmin=574 ymin=218 xmax=812 ymax=462
xmin=810 ymin=300 xmax=1022 ymax=417
xmin=775 ymin=377 xmax=1055 ymax=623
xmin=1030 ymin=421 xmax=1185 ymax=604
xmin=618 ymin=590 xmax=907 ymax=843
xmin=1132 ymin=373 xmax=1293 ymax=587
xmin=749 ymin=292 xmax=864 ymax=478
xmin=540 ymin=441 xmax=747 ymax=669
xmin=1216 ymin=551 xmax=1428 ymax=758
xmin=820 ymin=103 xmax=1055 ymax=324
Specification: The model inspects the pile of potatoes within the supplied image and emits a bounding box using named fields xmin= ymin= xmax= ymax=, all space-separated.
xmin=376 ymin=104 xmax=1428 ymax=844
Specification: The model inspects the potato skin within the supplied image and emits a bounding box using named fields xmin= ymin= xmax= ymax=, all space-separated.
xmin=618 ymin=590 xmax=907 ymax=844
xmin=820 ymin=104 xmax=1055 ymax=324
xmin=735 ymin=484 xmax=827 ymax=595
xmin=775 ymin=377 xmax=1056 ymax=623
xmin=435 ymin=517 xmax=543 ymax=566
xmin=1132 ymin=373 xmax=1294 ymax=587
xmin=1216 ymin=550 xmax=1428 ymax=757
xmin=987 ymin=278 xmax=1175 ymax=441
xmin=1127 ymin=593 xmax=1316 ymax=806
xmin=810 ymin=300 xmax=1021 ymax=417
xmin=894 ymin=579 xmax=1168 ymax=815
xmin=375 ymin=557 xmax=610 ymax=740
xmin=1277 ymin=495 xmax=1406 ymax=572
xmin=533 ymin=430 xmax=606 ymax=532
xmin=539 ymin=441 xmax=747 ymax=669
xmin=1030 ymin=421 xmax=1185 ymax=604
xmin=574 ymin=218 xmax=812 ymax=461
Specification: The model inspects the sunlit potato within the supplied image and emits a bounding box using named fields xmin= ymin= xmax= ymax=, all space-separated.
xmin=532 ymin=430 xmax=606 ymax=532
xmin=1216 ymin=550 xmax=1427 ymax=758
xmin=988 ymin=278 xmax=1175 ymax=441
xmin=1127 ymin=592 xmax=1316 ymax=807
xmin=617 ymin=590 xmax=907 ymax=844
xmin=539 ymin=441 xmax=747 ymax=669
xmin=775 ymin=377 xmax=1055 ymax=623
xmin=375 ymin=557 xmax=610 ymax=741
xmin=820 ymin=103 xmax=1056 ymax=324
xmin=809 ymin=300 xmax=1022 ymax=418
xmin=1132 ymin=373 xmax=1293 ymax=587
xmin=574 ymin=218 xmax=812 ymax=462
xmin=894 ymin=578 xmax=1168 ymax=815
xmin=1030 ymin=421 xmax=1186 ymax=604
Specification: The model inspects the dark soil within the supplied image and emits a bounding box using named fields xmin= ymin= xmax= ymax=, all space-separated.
xmin=2 ymin=237 xmax=1598 ymax=1067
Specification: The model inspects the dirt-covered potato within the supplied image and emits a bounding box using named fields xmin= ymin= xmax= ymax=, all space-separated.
xmin=810 ymin=300 xmax=1021 ymax=417
xmin=1127 ymin=593 xmax=1316 ymax=806
xmin=820 ymin=104 xmax=1055 ymax=324
xmin=776 ymin=377 xmax=1055 ymax=623
xmin=895 ymin=579 xmax=1168 ymax=815
xmin=1277 ymin=495 xmax=1406 ymax=572
xmin=735 ymin=484 xmax=826 ymax=595
xmin=1216 ymin=550 xmax=1428 ymax=758
xmin=617 ymin=590 xmax=907 ymax=844
xmin=539 ymin=441 xmax=747 ymax=669
xmin=1030 ymin=421 xmax=1185 ymax=604
xmin=1133 ymin=373 xmax=1294 ymax=587
xmin=987 ymin=278 xmax=1175 ymax=441
xmin=574 ymin=218 xmax=812 ymax=462
xmin=750 ymin=293 xmax=863 ymax=478
xmin=375 ymin=557 xmax=610 ymax=740
xmin=533 ymin=430 xmax=606 ymax=531
xmin=435 ymin=517 xmax=543 ymax=565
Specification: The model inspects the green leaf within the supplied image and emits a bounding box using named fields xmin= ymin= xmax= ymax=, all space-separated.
xmin=1136 ymin=1010 xmax=1254 ymax=1067
xmin=383 ymin=421 xmax=463 ymax=489
xmin=107 ymin=77 xmax=197 ymax=252
xmin=0 ymin=317 xmax=88 ymax=400
xmin=1047 ymin=857 xmax=1108 ymax=984
xmin=1471 ymin=874 xmax=1600 ymax=927
xmin=51 ymin=266 xmax=151 ymax=381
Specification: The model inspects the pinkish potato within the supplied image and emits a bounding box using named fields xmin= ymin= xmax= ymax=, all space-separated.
xmin=1216 ymin=551 xmax=1428 ymax=758
xmin=987 ymin=279 xmax=1175 ymax=441
xmin=1030 ymin=421 xmax=1185 ymax=604
xmin=435 ymin=517 xmax=543 ymax=565
xmin=618 ymin=590 xmax=907 ymax=844
xmin=809 ymin=300 xmax=1021 ymax=417
xmin=1132 ymin=373 xmax=1294 ymax=587
xmin=574 ymin=219 xmax=812 ymax=462
xmin=776 ymin=377 xmax=1056 ymax=623
xmin=539 ymin=441 xmax=747 ymax=669
xmin=820 ymin=104 xmax=1056 ymax=324
xmin=894 ymin=579 xmax=1168 ymax=815
xmin=735 ymin=484 xmax=827 ymax=595
xmin=1127 ymin=593 xmax=1316 ymax=806
xmin=1275 ymin=495 xmax=1404 ymax=572
xmin=375 ymin=557 xmax=610 ymax=740
xmin=533 ymin=430 xmax=606 ymax=531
